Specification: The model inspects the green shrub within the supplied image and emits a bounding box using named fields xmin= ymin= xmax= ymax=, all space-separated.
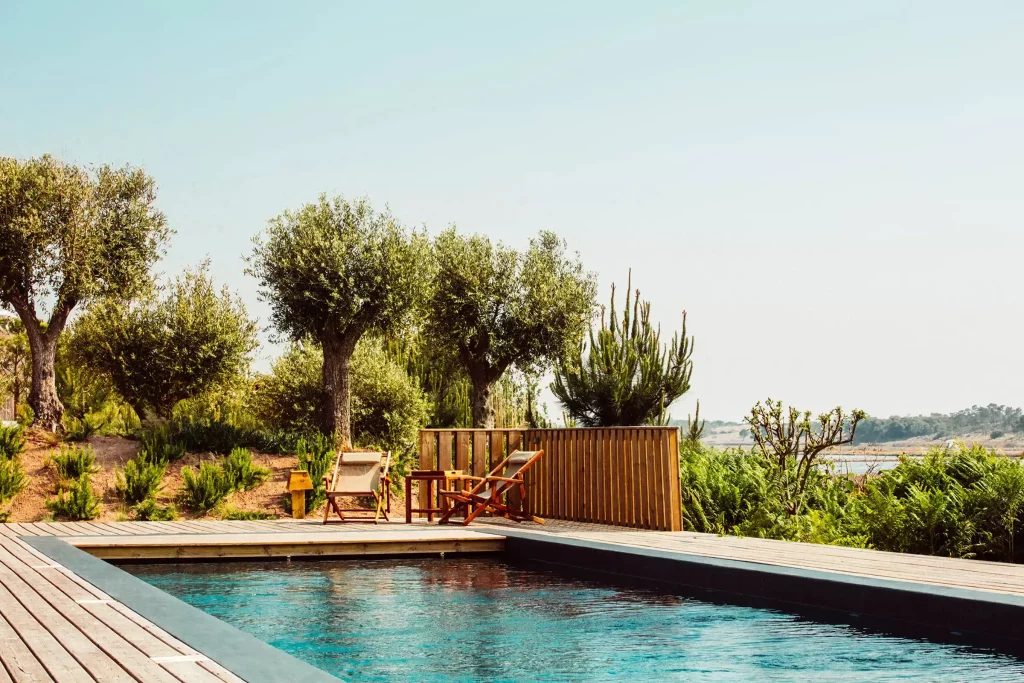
xmin=221 ymin=507 xmax=275 ymax=520
xmin=132 ymin=498 xmax=178 ymax=521
xmin=222 ymin=447 xmax=270 ymax=492
xmin=115 ymin=459 xmax=166 ymax=506
xmin=51 ymin=444 xmax=100 ymax=480
xmin=138 ymin=426 xmax=186 ymax=465
xmin=295 ymin=432 xmax=335 ymax=512
xmin=47 ymin=475 xmax=101 ymax=520
xmin=178 ymin=462 xmax=233 ymax=512
xmin=0 ymin=458 xmax=27 ymax=503
xmin=172 ymin=415 xmax=255 ymax=455
xmin=0 ymin=425 xmax=25 ymax=460
xmin=62 ymin=413 xmax=103 ymax=442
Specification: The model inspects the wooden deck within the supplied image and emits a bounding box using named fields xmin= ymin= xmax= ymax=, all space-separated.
xmin=5 ymin=518 xmax=1024 ymax=679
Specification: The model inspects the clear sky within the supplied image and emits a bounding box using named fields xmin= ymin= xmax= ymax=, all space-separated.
xmin=3 ymin=2 xmax=1022 ymax=421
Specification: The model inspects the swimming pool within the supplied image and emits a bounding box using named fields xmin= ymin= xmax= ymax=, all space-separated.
xmin=126 ymin=557 xmax=1024 ymax=682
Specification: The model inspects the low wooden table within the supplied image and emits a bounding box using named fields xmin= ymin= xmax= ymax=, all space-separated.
xmin=405 ymin=469 xmax=466 ymax=523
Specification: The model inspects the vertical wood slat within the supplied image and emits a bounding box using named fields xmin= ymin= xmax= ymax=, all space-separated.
xmin=419 ymin=427 xmax=682 ymax=531
xmin=418 ymin=432 xmax=436 ymax=518
xmin=455 ymin=432 xmax=471 ymax=473
xmin=438 ymin=431 xmax=453 ymax=471
xmin=472 ymin=432 xmax=487 ymax=478
xmin=507 ymin=431 xmax=524 ymax=511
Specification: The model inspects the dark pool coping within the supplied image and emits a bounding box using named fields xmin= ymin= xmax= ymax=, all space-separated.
xmin=24 ymin=536 xmax=343 ymax=683
xmin=484 ymin=527 xmax=1024 ymax=652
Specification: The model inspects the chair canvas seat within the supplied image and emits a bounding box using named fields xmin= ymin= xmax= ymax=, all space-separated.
xmin=438 ymin=450 xmax=545 ymax=527
xmin=322 ymin=451 xmax=391 ymax=524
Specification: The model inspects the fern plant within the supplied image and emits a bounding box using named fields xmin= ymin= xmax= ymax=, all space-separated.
xmin=51 ymin=444 xmax=100 ymax=480
xmin=47 ymin=475 xmax=102 ymax=520
xmin=115 ymin=458 xmax=166 ymax=506
xmin=222 ymin=447 xmax=270 ymax=492
xmin=178 ymin=462 xmax=232 ymax=512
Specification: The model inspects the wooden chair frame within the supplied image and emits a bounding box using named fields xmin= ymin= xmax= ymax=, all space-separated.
xmin=322 ymin=451 xmax=392 ymax=524
xmin=438 ymin=450 xmax=545 ymax=526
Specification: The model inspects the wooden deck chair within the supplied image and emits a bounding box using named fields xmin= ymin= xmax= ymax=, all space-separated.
xmin=438 ymin=450 xmax=545 ymax=526
xmin=322 ymin=451 xmax=391 ymax=524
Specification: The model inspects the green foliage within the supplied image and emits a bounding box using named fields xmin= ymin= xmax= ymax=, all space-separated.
xmin=69 ymin=262 xmax=258 ymax=419
xmin=47 ymin=475 xmax=101 ymax=520
xmin=855 ymin=404 xmax=1024 ymax=443
xmin=61 ymin=412 xmax=105 ymax=442
xmin=132 ymin=498 xmax=178 ymax=521
xmin=138 ymin=426 xmax=186 ymax=465
xmin=553 ymin=272 xmax=691 ymax=427
xmin=746 ymin=400 xmax=865 ymax=516
xmin=115 ymin=458 xmax=166 ymax=506
xmin=0 ymin=424 xmax=25 ymax=460
xmin=248 ymin=194 xmax=431 ymax=442
xmin=171 ymin=415 xmax=255 ymax=455
xmin=178 ymin=462 xmax=233 ymax=512
xmin=51 ymin=444 xmax=100 ymax=480
xmin=254 ymin=338 xmax=428 ymax=475
xmin=222 ymin=447 xmax=270 ymax=492
xmin=0 ymin=155 xmax=169 ymax=431
xmin=221 ymin=507 xmax=276 ymax=520
xmin=252 ymin=339 xmax=325 ymax=432
xmin=0 ymin=317 xmax=30 ymax=411
xmin=429 ymin=228 xmax=596 ymax=428
xmin=295 ymin=432 xmax=335 ymax=513
xmin=0 ymin=458 xmax=27 ymax=503
xmin=681 ymin=440 xmax=1024 ymax=562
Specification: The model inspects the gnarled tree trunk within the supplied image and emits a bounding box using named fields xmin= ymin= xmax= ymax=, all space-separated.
xmin=322 ymin=331 xmax=360 ymax=447
xmin=469 ymin=365 xmax=501 ymax=429
xmin=26 ymin=329 xmax=62 ymax=432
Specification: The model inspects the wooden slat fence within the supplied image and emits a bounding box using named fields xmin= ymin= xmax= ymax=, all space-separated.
xmin=417 ymin=427 xmax=682 ymax=531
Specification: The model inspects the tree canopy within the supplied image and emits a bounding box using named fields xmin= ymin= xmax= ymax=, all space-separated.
xmin=427 ymin=228 xmax=596 ymax=427
xmin=0 ymin=155 xmax=168 ymax=429
xmin=69 ymin=263 xmax=258 ymax=418
xmin=552 ymin=272 xmax=693 ymax=426
xmin=248 ymin=194 xmax=430 ymax=444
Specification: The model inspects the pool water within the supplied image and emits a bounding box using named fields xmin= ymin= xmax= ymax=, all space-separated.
xmin=126 ymin=558 xmax=1024 ymax=682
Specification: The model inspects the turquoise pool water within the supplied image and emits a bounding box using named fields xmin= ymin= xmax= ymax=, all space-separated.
xmin=127 ymin=558 xmax=1024 ymax=682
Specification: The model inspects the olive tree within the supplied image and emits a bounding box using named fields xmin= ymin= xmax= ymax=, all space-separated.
xmin=427 ymin=228 xmax=596 ymax=428
xmin=69 ymin=262 xmax=258 ymax=418
xmin=0 ymin=156 xmax=168 ymax=430
xmin=248 ymin=195 xmax=429 ymax=445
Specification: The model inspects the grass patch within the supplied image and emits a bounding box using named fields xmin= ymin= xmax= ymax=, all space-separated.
xmin=132 ymin=498 xmax=178 ymax=521
xmin=0 ymin=425 xmax=25 ymax=460
xmin=220 ymin=507 xmax=276 ymax=521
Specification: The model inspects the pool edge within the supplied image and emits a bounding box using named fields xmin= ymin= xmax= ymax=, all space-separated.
xmin=490 ymin=528 xmax=1024 ymax=653
xmin=24 ymin=535 xmax=343 ymax=683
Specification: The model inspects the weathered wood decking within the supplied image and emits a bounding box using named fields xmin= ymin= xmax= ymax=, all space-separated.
xmin=4 ymin=518 xmax=1024 ymax=680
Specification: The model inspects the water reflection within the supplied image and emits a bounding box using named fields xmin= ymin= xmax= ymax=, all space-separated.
xmin=128 ymin=558 xmax=1024 ymax=682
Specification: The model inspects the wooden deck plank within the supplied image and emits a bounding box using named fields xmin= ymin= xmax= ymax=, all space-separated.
xmin=0 ymin=612 xmax=54 ymax=683
xmin=0 ymin=581 xmax=95 ymax=682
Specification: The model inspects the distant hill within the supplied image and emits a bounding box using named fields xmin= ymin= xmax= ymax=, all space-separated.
xmin=672 ymin=404 xmax=1024 ymax=451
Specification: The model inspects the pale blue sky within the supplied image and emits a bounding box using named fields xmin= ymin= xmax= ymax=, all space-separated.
xmin=3 ymin=2 xmax=1022 ymax=421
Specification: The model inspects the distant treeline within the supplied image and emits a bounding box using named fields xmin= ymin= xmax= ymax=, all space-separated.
xmin=854 ymin=404 xmax=1023 ymax=443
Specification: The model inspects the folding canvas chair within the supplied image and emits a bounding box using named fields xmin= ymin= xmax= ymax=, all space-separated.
xmin=322 ymin=451 xmax=391 ymax=524
xmin=438 ymin=450 xmax=545 ymax=526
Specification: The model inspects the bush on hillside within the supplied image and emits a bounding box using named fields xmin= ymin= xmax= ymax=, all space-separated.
xmin=50 ymin=444 xmax=100 ymax=480
xmin=115 ymin=458 xmax=166 ymax=506
xmin=0 ymin=458 xmax=27 ymax=504
xmin=132 ymin=498 xmax=178 ymax=521
xmin=138 ymin=426 xmax=186 ymax=465
xmin=0 ymin=425 xmax=25 ymax=460
xmin=222 ymin=447 xmax=270 ymax=492
xmin=178 ymin=462 xmax=233 ymax=512
xmin=47 ymin=475 xmax=102 ymax=521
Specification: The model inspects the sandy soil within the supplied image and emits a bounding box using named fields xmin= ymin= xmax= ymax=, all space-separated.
xmin=4 ymin=433 xmax=411 ymax=523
